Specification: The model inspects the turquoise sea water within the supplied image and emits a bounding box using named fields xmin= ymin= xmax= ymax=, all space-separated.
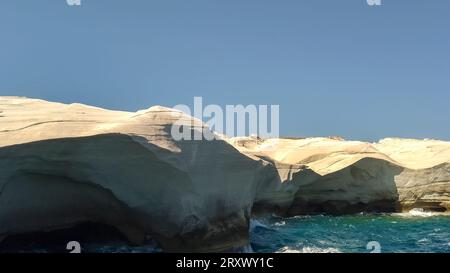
xmin=82 ymin=211 xmax=450 ymax=253
xmin=250 ymin=211 xmax=450 ymax=253
xmin=2 ymin=211 xmax=449 ymax=253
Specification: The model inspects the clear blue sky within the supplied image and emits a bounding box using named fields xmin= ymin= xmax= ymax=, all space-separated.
xmin=1 ymin=0 xmax=449 ymax=141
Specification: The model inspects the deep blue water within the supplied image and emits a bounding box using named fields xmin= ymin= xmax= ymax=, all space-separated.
xmin=250 ymin=211 xmax=450 ymax=253
xmin=2 ymin=210 xmax=449 ymax=253
xmin=90 ymin=211 xmax=450 ymax=253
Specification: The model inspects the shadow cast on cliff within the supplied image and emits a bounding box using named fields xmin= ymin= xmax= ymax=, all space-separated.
xmin=249 ymin=154 xmax=403 ymax=216
xmin=0 ymin=130 xmax=406 ymax=252
xmin=286 ymin=157 xmax=403 ymax=216
xmin=0 ymin=131 xmax=270 ymax=252
xmin=0 ymin=133 xmax=186 ymax=251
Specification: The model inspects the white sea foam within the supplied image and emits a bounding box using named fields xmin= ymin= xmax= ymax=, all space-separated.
xmin=417 ymin=238 xmax=430 ymax=244
xmin=274 ymin=221 xmax=286 ymax=226
xmin=276 ymin=246 xmax=341 ymax=253
xmin=408 ymin=209 xmax=437 ymax=217
xmin=395 ymin=208 xmax=440 ymax=218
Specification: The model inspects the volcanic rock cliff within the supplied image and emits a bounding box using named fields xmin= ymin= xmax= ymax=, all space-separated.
xmin=0 ymin=97 xmax=449 ymax=252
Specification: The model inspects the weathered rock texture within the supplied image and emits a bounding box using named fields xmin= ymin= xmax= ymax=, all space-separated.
xmin=0 ymin=97 xmax=449 ymax=252
xmin=229 ymin=137 xmax=450 ymax=215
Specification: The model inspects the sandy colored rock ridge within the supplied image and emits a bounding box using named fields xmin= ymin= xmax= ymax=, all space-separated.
xmin=0 ymin=97 xmax=449 ymax=252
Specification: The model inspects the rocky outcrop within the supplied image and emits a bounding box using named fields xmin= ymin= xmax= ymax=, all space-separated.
xmin=0 ymin=97 xmax=449 ymax=252
xmin=229 ymin=137 xmax=450 ymax=215
xmin=0 ymin=97 xmax=267 ymax=252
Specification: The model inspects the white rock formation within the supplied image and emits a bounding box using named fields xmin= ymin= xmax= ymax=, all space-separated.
xmin=229 ymin=136 xmax=450 ymax=215
xmin=0 ymin=97 xmax=449 ymax=252
xmin=0 ymin=97 xmax=266 ymax=252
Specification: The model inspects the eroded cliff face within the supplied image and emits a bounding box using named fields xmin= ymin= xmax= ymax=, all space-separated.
xmin=229 ymin=137 xmax=450 ymax=215
xmin=0 ymin=97 xmax=449 ymax=252
xmin=0 ymin=97 xmax=265 ymax=252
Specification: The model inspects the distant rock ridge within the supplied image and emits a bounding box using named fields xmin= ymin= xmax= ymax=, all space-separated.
xmin=0 ymin=97 xmax=449 ymax=252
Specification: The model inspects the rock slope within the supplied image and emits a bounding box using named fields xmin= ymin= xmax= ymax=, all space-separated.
xmin=0 ymin=97 xmax=449 ymax=252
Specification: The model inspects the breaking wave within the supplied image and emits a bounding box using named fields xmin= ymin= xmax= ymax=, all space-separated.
xmin=394 ymin=208 xmax=443 ymax=218
xmin=250 ymin=213 xmax=450 ymax=253
xmin=276 ymin=246 xmax=341 ymax=253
